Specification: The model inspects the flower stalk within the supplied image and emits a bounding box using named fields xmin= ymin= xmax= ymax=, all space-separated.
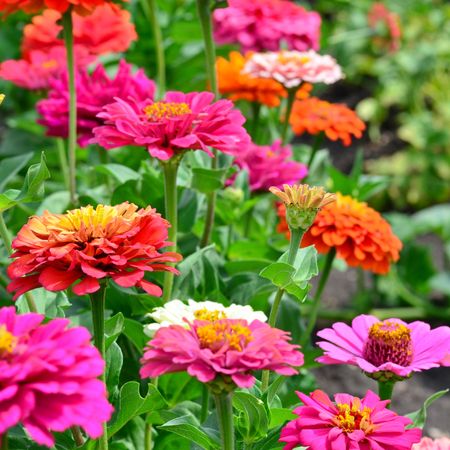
xmin=62 ymin=7 xmax=78 ymax=206
xmin=213 ymin=392 xmax=235 ymax=450
xmin=378 ymin=380 xmax=396 ymax=404
xmin=281 ymin=87 xmax=297 ymax=145
xmin=89 ymin=285 xmax=108 ymax=450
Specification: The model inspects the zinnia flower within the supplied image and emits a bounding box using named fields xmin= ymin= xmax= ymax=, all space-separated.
xmin=0 ymin=94 xmax=4 ymax=105
xmin=93 ymin=91 xmax=250 ymax=161
xmin=368 ymin=3 xmax=401 ymax=52
xmin=289 ymin=97 xmax=366 ymax=146
xmin=0 ymin=306 xmax=113 ymax=447
xmin=279 ymin=389 xmax=421 ymax=450
xmin=140 ymin=318 xmax=303 ymax=389
xmin=22 ymin=5 xmax=136 ymax=57
xmin=37 ymin=60 xmax=155 ymax=146
xmin=230 ymin=140 xmax=308 ymax=192
xmin=0 ymin=0 xmax=127 ymax=15
xmin=144 ymin=299 xmax=268 ymax=336
xmin=213 ymin=0 xmax=321 ymax=52
xmin=0 ymin=46 xmax=93 ymax=91
xmin=413 ymin=437 xmax=450 ymax=450
xmin=244 ymin=50 xmax=343 ymax=89
xmin=298 ymin=193 xmax=402 ymax=274
xmin=316 ymin=314 xmax=450 ymax=380
xmin=7 ymin=202 xmax=181 ymax=298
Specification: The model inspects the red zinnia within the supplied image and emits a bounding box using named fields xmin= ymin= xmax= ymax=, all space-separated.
xmin=7 ymin=203 xmax=182 ymax=298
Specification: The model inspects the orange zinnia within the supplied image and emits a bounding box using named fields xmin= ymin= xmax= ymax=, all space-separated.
xmin=216 ymin=51 xmax=312 ymax=107
xmin=289 ymin=97 xmax=365 ymax=146
xmin=276 ymin=193 xmax=402 ymax=274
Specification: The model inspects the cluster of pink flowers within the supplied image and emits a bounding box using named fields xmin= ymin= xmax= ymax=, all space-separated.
xmin=37 ymin=60 xmax=155 ymax=146
xmin=230 ymin=140 xmax=308 ymax=192
xmin=0 ymin=307 xmax=113 ymax=447
xmin=213 ymin=0 xmax=321 ymax=52
xmin=413 ymin=437 xmax=450 ymax=450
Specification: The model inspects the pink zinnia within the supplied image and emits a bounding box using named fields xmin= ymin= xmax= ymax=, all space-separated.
xmin=279 ymin=389 xmax=421 ymax=450
xmin=0 ymin=46 xmax=93 ymax=91
xmin=37 ymin=60 xmax=155 ymax=146
xmin=213 ymin=0 xmax=321 ymax=52
xmin=413 ymin=437 xmax=450 ymax=450
xmin=140 ymin=318 xmax=303 ymax=388
xmin=316 ymin=315 xmax=450 ymax=379
xmin=0 ymin=306 xmax=113 ymax=447
xmin=244 ymin=50 xmax=343 ymax=88
xmin=93 ymin=91 xmax=250 ymax=161
xmin=230 ymin=139 xmax=308 ymax=192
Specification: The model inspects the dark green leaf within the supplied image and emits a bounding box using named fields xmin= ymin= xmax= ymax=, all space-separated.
xmin=191 ymin=167 xmax=228 ymax=194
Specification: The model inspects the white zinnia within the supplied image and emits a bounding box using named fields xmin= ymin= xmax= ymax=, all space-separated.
xmin=144 ymin=299 xmax=267 ymax=336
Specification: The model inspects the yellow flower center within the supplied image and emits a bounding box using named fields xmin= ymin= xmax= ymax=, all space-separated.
xmin=196 ymin=320 xmax=253 ymax=352
xmin=334 ymin=401 xmax=374 ymax=433
xmin=41 ymin=59 xmax=58 ymax=69
xmin=0 ymin=94 xmax=5 ymax=105
xmin=266 ymin=150 xmax=275 ymax=158
xmin=194 ymin=308 xmax=226 ymax=321
xmin=143 ymin=102 xmax=192 ymax=121
xmin=369 ymin=321 xmax=411 ymax=343
xmin=0 ymin=325 xmax=17 ymax=355
xmin=278 ymin=53 xmax=311 ymax=65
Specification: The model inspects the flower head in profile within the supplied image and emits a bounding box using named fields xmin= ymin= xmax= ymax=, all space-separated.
xmin=280 ymin=389 xmax=421 ymax=450
xmin=38 ymin=60 xmax=155 ymax=146
xmin=93 ymin=91 xmax=250 ymax=161
xmin=231 ymin=140 xmax=308 ymax=192
xmin=271 ymin=184 xmax=336 ymax=230
xmin=413 ymin=437 xmax=450 ymax=450
xmin=213 ymin=0 xmax=320 ymax=52
xmin=144 ymin=299 xmax=267 ymax=336
xmin=244 ymin=50 xmax=343 ymax=89
xmin=316 ymin=314 xmax=450 ymax=381
xmin=7 ymin=202 xmax=181 ymax=298
xmin=0 ymin=306 xmax=113 ymax=447
xmin=368 ymin=3 xmax=401 ymax=52
xmin=22 ymin=5 xmax=136 ymax=57
xmin=141 ymin=318 xmax=303 ymax=390
xmin=298 ymin=193 xmax=402 ymax=274
xmin=0 ymin=46 xmax=93 ymax=91
xmin=289 ymin=97 xmax=366 ymax=146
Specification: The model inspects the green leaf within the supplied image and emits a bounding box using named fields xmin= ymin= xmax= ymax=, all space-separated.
xmin=36 ymin=191 xmax=70 ymax=214
xmin=108 ymin=382 xmax=168 ymax=437
xmin=191 ymin=167 xmax=228 ymax=194
xmin=106 ymin=342 xmax=123 ymax=399
xmin=96 ymin=164 xmax=141 ymax=184
xmin=0 ymin=152 xmax=33 ymax=191
xmin=123 ymin=317 xmax=150 ymax=351
xmin=233 ymin=391 xmax=270 ymax=444
xmin=268 ymin=408 xmax=295 ymax=429
xmin=105 ymin=312 xmax=125 ymax=350
xmin=16 ymin=289 xmax=70 ymax=317
xmin=159 ymin=415 xmax=220 ymax=450
xmin=406 ymin=389 xmax=448 ymax=429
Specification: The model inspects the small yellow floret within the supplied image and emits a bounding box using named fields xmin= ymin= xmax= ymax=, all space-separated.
xmin=143 ymin=102 xmax=191 ymax=121
xmin=197 ymin=321 xmax=253 ymax=351
xmin=194 ymin=308 xmax=226 ymax=322
xmin=0 ymin=324 xmax=17 ymax=355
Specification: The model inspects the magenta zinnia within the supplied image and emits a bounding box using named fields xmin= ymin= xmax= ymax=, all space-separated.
xmin=0 ymin=306 xmax=113 ymax=447
xmin=280 ymin=389 xmax=421 ymax=450
xmin=7 ymin=202 xmax=182 ymax=298
xmin=93 ymin=91 xmax=250 ymax=161
xmin=316 ymin=314 xmax=450 ymax=379
xmin=37 ymin=60 xmax=155 ymax=146
xmin=140 ymin=318 xmax=303 ymax=388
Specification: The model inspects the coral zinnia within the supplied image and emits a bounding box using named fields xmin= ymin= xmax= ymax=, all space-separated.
xmin=37 ymin=60 xmax=155 ymax=146
xmin=93 ymin=91 xmax=250 ymax=161
xmin=244 ymin=50 xmax=343 ymax=88
xmin=22 ymin=5 xmax=136 ymax=57
xmin=144 ymin=299 xmax=267 ymax=336
xmin=279 ymin=389 xmax=421 ymax=450
xmin=7 ymin=202 xmax=181 ymax=298
xmin=230 ymin=140 xmax=308 ymax=192
xmin=0 ymin=306 xmax=113 ymax=447
xmin=140 ymin=318 xmax=303 ymax=389
xmin=289 ymin=97 xmax=366 ymax=146
xmin=0 ymin=0 xmax=127 ymax=15
xmin=413 ymin=437 xmax=450 ymax=450
xmin=213 ymin=0 xmax=320 ymax=53
xmin=277 ymin=193 xmax=402 ymax=273
xmin=316 ymin=315 xmax=450 ymax=380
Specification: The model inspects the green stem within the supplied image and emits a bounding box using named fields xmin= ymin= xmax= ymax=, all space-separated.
xmin=378 ymin=380 xmax=396 ymax=404
xmin=213 ymin=392 xmax=235 ymax=450
xmin=144 ymin=419 xmax=153 ymax=450
xmin=89 ymin=286 xmax=108 ymax=450
xmin=71 ymin=426 xmax=84 ymax=447
xmin=301 ymin=249 xmax=336 ymax=347
xmin=281 ymin=88 xmax=297 ymax=145
xmin=0 ymin=432 xmax=8 ymax=450
xmin=142 ymin=0 xmax=166 ymax=97
xmin=200 ymin=384 xmax=210 ymax=423
xmin=0 ymin=213 xmax=37 ymax=312
xmin=62 ymin=8 xmax=78 ymax=206
xmin=162 ymin=161 xmax=180 ymax=302
xmin=56 ymin=138 xmax=70 ymax=191
xmin=251 ymin=102 xmax=261 ymax=139
xmin=262 ymin=227 xmax=303 ymax=391
xmin=307 ymin=133 xmax=324 ymax=169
